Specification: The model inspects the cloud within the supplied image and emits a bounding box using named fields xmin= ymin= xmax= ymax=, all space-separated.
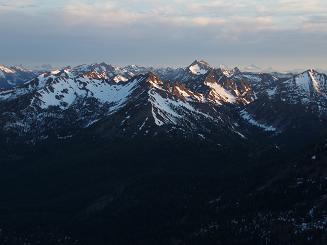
xmin=275 ymin=0 xmax=326 ymax=13
xmin=62 ymin=3 xmax=144 ymax=26
xmin=301 ymin=15 xmax=327 ymax=31
xmin=58 ymin=1 xmax=276 ymax=35
xmin=191 ymin=17 xmax=226 ymax=26
xmin=0 ymin=0 xmax=36 ymax=10
xmin=0 ymin=0 xmax=326 ymax=69
xmin=2 ymin=0 xmax=327 ymax=33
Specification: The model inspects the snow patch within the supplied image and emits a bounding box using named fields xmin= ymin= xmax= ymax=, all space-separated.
xmin=189 ymin=64 xmax=208 ymax=75
xmin=113 ymin=75 xmax=128 ymax=83
xmin=266 ymin=87 xmax=277 ymax=97
xmin=240 ymin=110 xmax=276 ymax=132
xmin=205 ymin=81 xmax=236 ymax=103
xmin=85 ymin=119 xmax=100 ymax=128
xmin=51 ymin=70 xmax=61 ymax=75
xmin=139 ymin=117 xmax=148 ymax=131
xmin=58 ymin=135 xmax=73 ymax=140
xmin=233 ymin=130 xmax=247 ymax=139
xmin=294 ymin=72 xmax=311 ymax=93
xmin=309 ymin=70 xmax=320 ymax=93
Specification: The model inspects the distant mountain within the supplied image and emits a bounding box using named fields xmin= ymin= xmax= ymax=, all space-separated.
xmin=242 ymin=64 xmax=264 ymax=72
xmin=0 ymin=64 xmax=40 ymax=89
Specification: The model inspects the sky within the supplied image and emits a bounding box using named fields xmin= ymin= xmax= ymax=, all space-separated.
xmin=0 ymin=0 xmax=326 ymax=71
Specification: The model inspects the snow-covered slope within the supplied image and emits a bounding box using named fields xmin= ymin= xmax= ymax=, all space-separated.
xmin=188 ymin=60 xmax=211 ymax=75
xmin=289 ymin=69 xmax=326 ymax=96
xmin=275 ymin=69 xmax=327 ymax=106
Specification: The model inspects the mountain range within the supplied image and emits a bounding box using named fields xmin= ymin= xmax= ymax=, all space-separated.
xmin=0 ymin=60 xmax=326 ymax=245
xmin=0 ymin=60 xmax=327 ymax=147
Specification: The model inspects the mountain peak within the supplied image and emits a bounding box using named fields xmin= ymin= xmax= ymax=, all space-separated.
xmin=73 ymin=63 xmax=115 ymax=75
xmin=219 ymin=65 xmax=241 ymax=77
xmin=11 ymin=65 xmax=33 ymax=72
xmin=289 ymin=69 xmax=326 ymax=95
xmin=188 ymin=60 xmax=211 ymax=75
xmin=0 ymin=64 xmax=15 ymax=74
xmin=144 ymin=72 xmax=163 ymax=87
xmin=306 ymin=68 xmax=318 ymax=74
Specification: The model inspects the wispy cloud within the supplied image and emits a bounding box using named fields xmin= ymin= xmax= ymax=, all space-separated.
xmin=0 ymin=0 xmax=326 ymax=69
xmin=0 ymin=0 xmax=37 ymax=10
xmin=57 ymin=0 xmax=327 ymax=34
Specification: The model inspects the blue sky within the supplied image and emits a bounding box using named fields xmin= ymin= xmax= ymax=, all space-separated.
xmin=0 ymin=0 xmax=326 ymax=70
